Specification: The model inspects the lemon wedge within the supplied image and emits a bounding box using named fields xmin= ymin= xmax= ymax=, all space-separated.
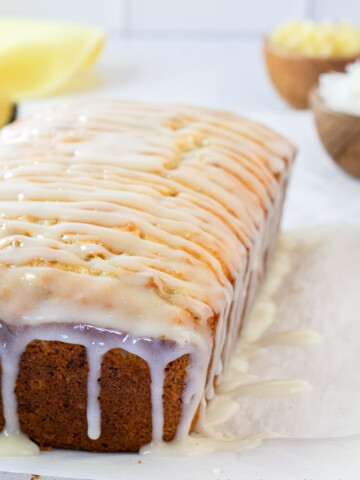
xmin=0 ymin=19 xmax=105 ymax=100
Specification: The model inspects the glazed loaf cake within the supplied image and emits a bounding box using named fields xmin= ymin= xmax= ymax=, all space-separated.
xmin=0 ymin=101 xmax=295 ymax=452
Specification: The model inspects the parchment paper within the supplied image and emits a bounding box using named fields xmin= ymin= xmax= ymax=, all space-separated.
xmin=213 ymin=224 xmax=360 ymax=439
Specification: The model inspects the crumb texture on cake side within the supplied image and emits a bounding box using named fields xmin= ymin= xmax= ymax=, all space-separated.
xmin=0 ymin=100 xmax=295 ymax=452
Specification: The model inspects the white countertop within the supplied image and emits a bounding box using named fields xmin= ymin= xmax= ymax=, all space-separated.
xmin=91 ymin=36 xmax=287 ymax=111
xmin=9 ymin=36 xmax=360 ymax=480
xmin=21 ymin=37 xmax=289 ymax=114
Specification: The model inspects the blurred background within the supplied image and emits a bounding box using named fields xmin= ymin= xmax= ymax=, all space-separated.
xmin=2 ymin=0 xmax=359 ymax=114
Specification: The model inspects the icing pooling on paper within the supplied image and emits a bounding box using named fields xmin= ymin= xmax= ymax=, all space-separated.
xmin=142 ymin=232 xmax=317 ymax=456
xmin=0 ymin=100 xmax=294 ymax=452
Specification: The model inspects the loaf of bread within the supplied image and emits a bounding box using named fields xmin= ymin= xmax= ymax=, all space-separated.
xmin=0 ymin=100 xmax=295 ymax=452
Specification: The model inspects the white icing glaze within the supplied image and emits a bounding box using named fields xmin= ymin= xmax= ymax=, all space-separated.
xmin=231 ymin=379 xmax=312 ymax=396
xmin=256 ymin=329 xmax=322 ymax=347
xmin=86 ymin=343 xmax=103 ymax=440
xmin=0 ymin=100 xmax=295 ymax=454
xmin=0 ymin=431 xmax=39 ymax=457
xmin=140 ymin=432 xmax=275 ymax=456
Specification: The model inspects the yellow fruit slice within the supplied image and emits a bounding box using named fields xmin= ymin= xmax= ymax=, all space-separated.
xmin=0 ymin=93 xmax=16 ymax=128
xmin=0 ymin=19 xmax=105 ymax=100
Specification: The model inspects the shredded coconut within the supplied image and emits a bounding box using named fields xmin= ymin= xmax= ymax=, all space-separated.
xmin=319 ymin=61 xmax=360 ymax=116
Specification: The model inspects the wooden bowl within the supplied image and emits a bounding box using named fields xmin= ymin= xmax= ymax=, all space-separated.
xmin=264 ymin=39 xmax=360 ymax=109
xmin=309 ymin=87 xmax=360 ymax=178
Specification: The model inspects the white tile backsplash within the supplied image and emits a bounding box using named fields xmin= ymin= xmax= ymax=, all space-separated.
xmin=129 ymin=0 xmax=308 ymax=34
xmin=314 ymin=0 xmax=360 ymax=22
xmin=0 ymin=0 xmax=126 ymax=33
xmin=0 ymin=0 xmax=358 ymax=37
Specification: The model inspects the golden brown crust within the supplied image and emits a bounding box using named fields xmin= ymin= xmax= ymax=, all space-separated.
xmin=0 ymin=341 xmax=189 ymax=452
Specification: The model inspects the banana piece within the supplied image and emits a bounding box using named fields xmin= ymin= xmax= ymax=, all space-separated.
xmin=0 ymin=94 xmax=16 ymax=128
